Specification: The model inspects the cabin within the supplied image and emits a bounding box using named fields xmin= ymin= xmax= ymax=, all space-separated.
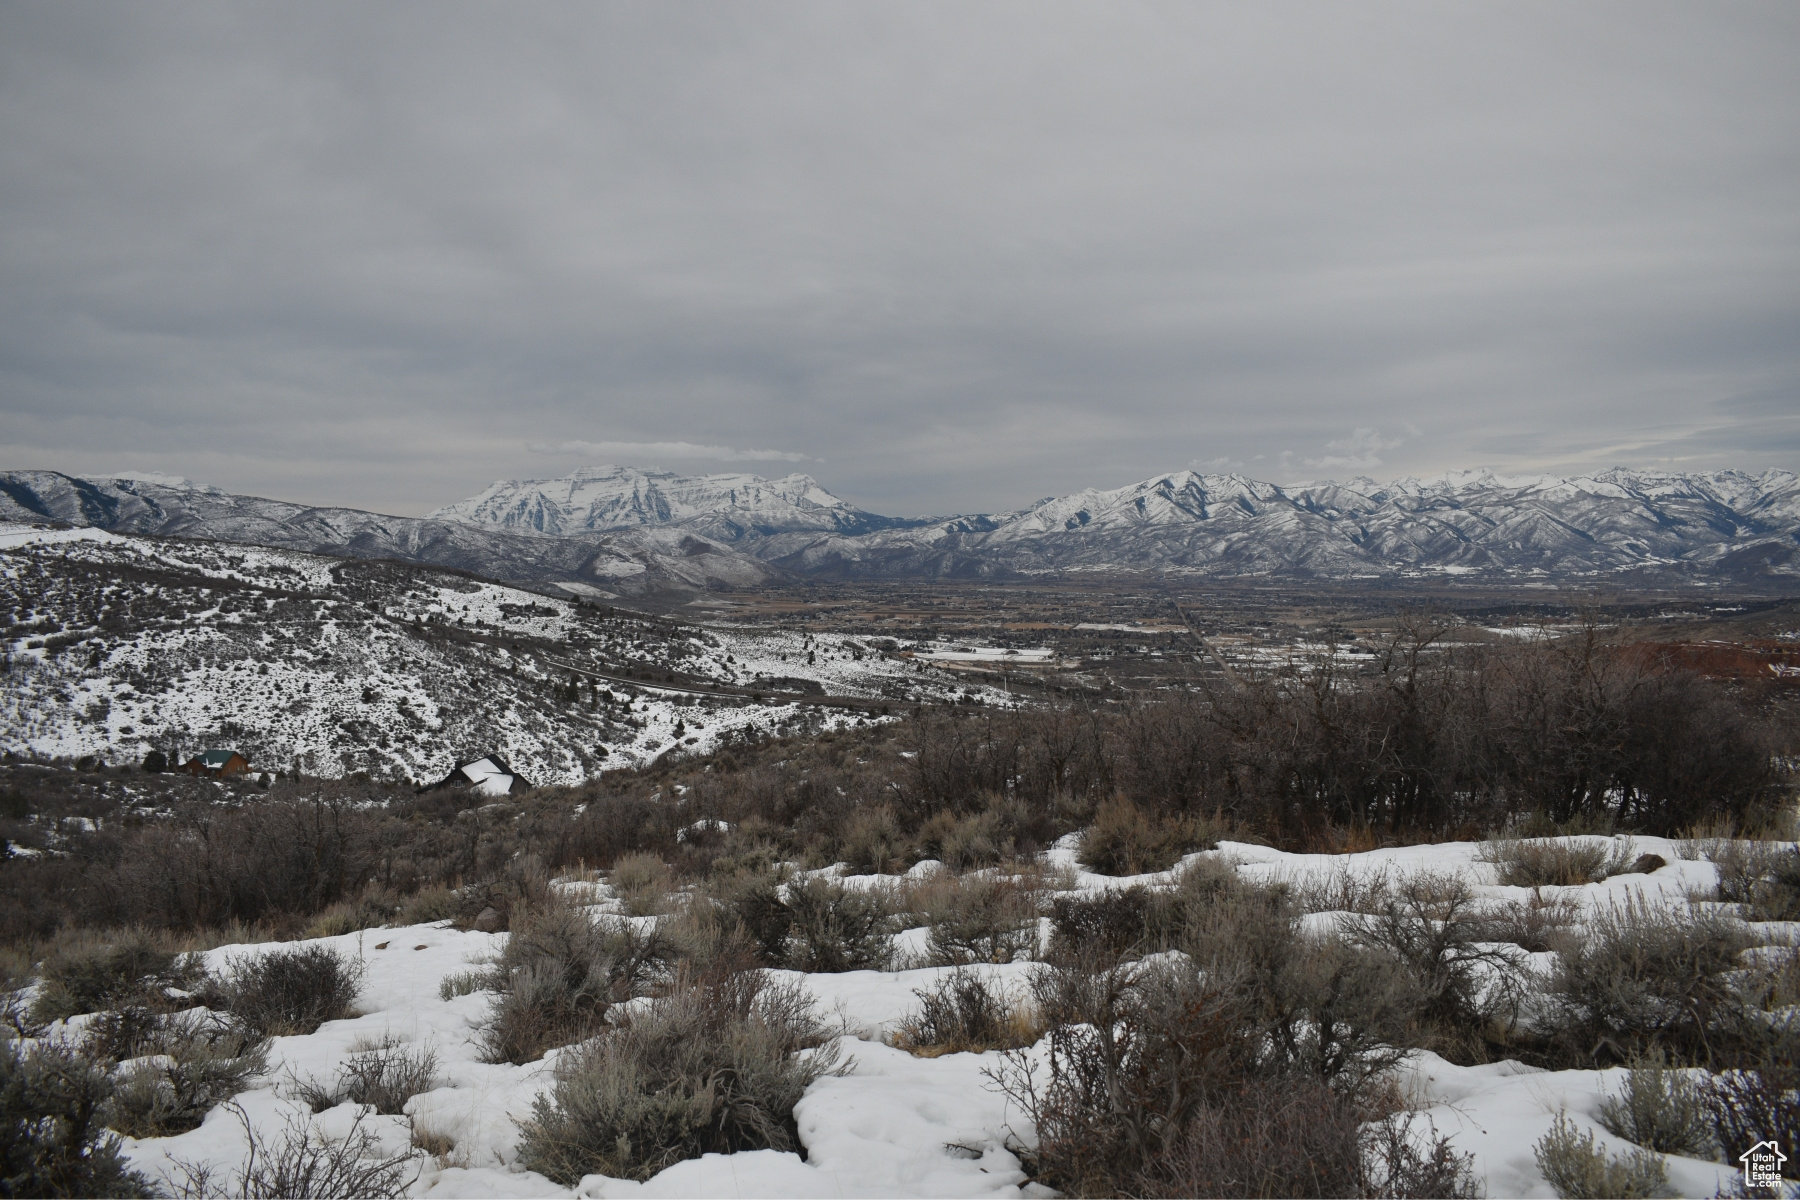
xmin=427 ymin=754 xmax=533 ymax=797
xmin=183 ymin=749 xmax=251 ymax=778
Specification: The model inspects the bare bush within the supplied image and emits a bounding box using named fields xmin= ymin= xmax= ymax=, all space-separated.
xmin=1048 ymin=886 xmax=1161 ymax=962
xmin=1079 ymin=796 xmax=1219 ymax=876
xmin=891 ymin=970 xmax=1042 ymax=1056
xmin=1144 ymin=1082 xmax=1481 ymax=1199
xmin=1180 ymin=885 xmax=1423 ymax=1092
xmin=479 ymin=894 xmax=661 ymax=1064
xmin=1481 ymin=837 xmax=1637 ymax=888
xmin=30 ymin=930 xmax=203 ymax=1023
xmin=1533 ymin=1110 xmax=1669 ymax=1199
xmin=172 ymin=1102 xmax=418 ymax=1199
xmin=103 ymin=1011 xmax=269 ymax=1137
xmin=705 ymin=869 xmax=794 ymax=967
xmin=437 ymin=969 xmax=493 ymax=1001
xmin=1710 ymin=841 xmax=1800 ymax=922
xmin=1469 ymin=889 xmax=1582 ymax=953
xmin=1355 ymin=872 xmax=1527 ymax=1057
xmin=1596 ymin=1049 xmax=1714 ymax=1157
xmin=656 ymin=895 xmax=760 ymax=982
xmin=1539 ymin=897 xmax=1753 ymax=1066
xmin=608 ymin=853 xmax=672 ymax=917
xmin=991 ymin=955 xmax=1251 ymax=1196
xmin=0 ymin=1037 xmax=153 ymax=1198
xmin=782 ymin=877 xmax=894 ymax=972
xmin=917 ymin=874 xmax=1040 ymax=966
xmin=516 ymin=969 xmax=842 ymax=1184
xmin=1702 ymin=1067 xmax=1800 ymax=1180
xmin=217 ymin=944 xmax=364 ymax=1038
xmin=292 ymin=1035 xmax=439 ymax=1115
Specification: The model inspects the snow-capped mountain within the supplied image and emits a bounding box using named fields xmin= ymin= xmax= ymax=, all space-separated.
xmin=743 ymin=467 xmax=1800 ymax=581
xmin=6 ymin=464 xmax=1798 ymax=586
xmin=0 ymin=471 xmax=781 ymax=596
xmin=429 ymin=465 xmax=915 ymax=541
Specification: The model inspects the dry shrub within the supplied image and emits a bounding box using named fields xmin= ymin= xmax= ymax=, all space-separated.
xmin=1596 ymin=1049 xmax=1714 ymax=1157
xmin=396 ymin=884 xmax=462 ymax=927
xmin=170 ymin=1102 xmax=418 ymax=1199
xmin=1533 ymin=1110 xmax=1669 ymax=1199
xmin=1354 ymin=872 xmax=1528 ymax=1058
xmin=782 ymin=877 xmax=895 ymax=973
xmin=216 ymin=944 xmax=364 ymax=1038
xmin=1709 ymin=841 xmax=1800 ymax=922
xmin=1079 ymin=797 xmax=1220 ymax=876
xmin=439 ymin=854 xmax=557 ymax=934
xmin=479 ymin=894 xmax=661 ymax=1064
xmin=437 ymin=969 xmax=492 ymax=1001
xmin=300 ymin=891 xmax=399 ymax=940
xmin=1481 ymin=837 xmax=1638 ymax=888
xmin=291 ymin=1035 xmax=439 ymax=1115
xmin=656 ymin=895 xmax=760 ymax=981
xmin=516 ymin=969 xmax=842 ymax=1185
xmin=608 ymin=853 xmax=672 ymax=917
xmin=1286 ymin=865 xmax=1394 ymax=915
xmin=703 ymin=869 xmax=794 ymax=967
xmin=1539 ymin=896 xmax=1753 ymax=1066
xmin=891 ymin=969 xmax=1042 ymax=1056
xmin=1046 ymin=858 xmax=1248 ymax=964
xmin=916 ymin=808 xmax=1024 ymax=872
xmin=1179 ymin=884 xmax=1423 ymax=1093
xmin=1702 ymin=1066 xmax=1800 ymax=1180
xmin=1470 ymin=889 xmax=1582 ymax=953
xmin=102 ymin=1010 xmax=269 ymax=1137
xmin=1048 ymin=886 xmax=1161 ymax=961
xmin=1145 ymin=1082 xmax=1480 ymax=1199
xmin=916 ymin=873 xmax=1040 ymax=966
xmin=840 ymin=806 xmax=910 ymax=874
xmin=30 ymin=930 xmax=204 ymax=1023
xmin=993 ymin=950 xmax=1450 ymax=1198
xmin=0 ymin=1038 xmax=154 ymax=1198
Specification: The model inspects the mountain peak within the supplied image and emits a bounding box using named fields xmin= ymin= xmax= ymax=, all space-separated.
xmin=429 ymin=466 xmax=875 ymax=538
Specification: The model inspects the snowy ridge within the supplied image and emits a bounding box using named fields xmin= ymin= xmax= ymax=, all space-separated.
xmin=0 ymin=471 xmax=782 ymax=595
xmin=0 ymin=525 xmax=1010 ymax=783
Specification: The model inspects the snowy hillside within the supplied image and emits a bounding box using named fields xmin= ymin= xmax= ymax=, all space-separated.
xmin=44 ymin=833 xmax=1783 ymax=1198
xmin=0 ymin=471 xmax=782 ymax=596
xmin=0 ymin=525 xmax=1007 ymax=783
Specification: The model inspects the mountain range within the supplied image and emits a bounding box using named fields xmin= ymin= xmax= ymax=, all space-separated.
xmin=5 ymin=463 xmax=1799 ymax=590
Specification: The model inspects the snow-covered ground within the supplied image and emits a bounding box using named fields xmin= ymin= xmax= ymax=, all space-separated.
xmin=25 ymin=835 xmax=1786 ymax=1198
xmin=0 ymin=525 xmax=1013 ymax=783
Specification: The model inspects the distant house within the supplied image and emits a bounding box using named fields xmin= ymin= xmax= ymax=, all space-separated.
xmin=427 ymin=754 xmax=533 ymax=797
xmin=183 ymin=749 xmax=251 ymax=778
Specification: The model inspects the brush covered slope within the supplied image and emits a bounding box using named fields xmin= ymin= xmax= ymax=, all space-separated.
xmin=0 ymin=525 xmax=1004 ymax=782
xmin=17 ymin=832 xmax=1789 ymax=1198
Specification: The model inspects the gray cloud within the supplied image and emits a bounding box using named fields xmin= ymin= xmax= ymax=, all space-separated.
xmin=529 ymin=440 xmax=816 ymax=464
xmin=0 ymin=2 xmax=1795 ymax=518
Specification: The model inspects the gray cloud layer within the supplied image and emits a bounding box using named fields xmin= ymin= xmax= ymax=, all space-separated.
xmin=1 ymin=2 xmax=1795 ymax=516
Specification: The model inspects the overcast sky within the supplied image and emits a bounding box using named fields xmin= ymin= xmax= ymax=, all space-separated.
xmin=2 ymin=3 xmax=1796 ymax=517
